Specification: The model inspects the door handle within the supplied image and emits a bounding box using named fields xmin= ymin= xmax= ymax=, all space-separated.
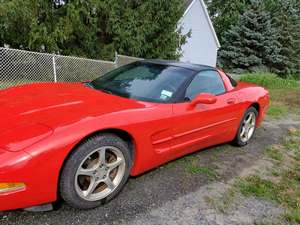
xmin=227 ymin=98 xmax=236 ymax=104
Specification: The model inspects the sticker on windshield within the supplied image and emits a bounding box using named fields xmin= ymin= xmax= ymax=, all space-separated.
xmin=160 ymin=90 xmax=173 ymax=100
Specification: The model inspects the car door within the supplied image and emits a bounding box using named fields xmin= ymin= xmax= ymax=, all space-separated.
xmin=168 ymin=70 xmax=241 ymax=159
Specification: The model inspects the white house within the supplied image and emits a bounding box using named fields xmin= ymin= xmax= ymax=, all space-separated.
xmin=178 ymin=0 xmax=220 ymax=66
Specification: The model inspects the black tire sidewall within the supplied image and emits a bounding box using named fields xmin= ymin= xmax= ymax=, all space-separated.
xmin=234 ymin=107 xmax=258 ymax=147
xmin=59 ymin=134 xmax=132 ymax=209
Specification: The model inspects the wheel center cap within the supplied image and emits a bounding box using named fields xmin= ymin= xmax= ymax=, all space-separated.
xmin=95 ymin=168 xmax=107 ymax=179
xmin=244 ymin=123 xmax=251 ymax=131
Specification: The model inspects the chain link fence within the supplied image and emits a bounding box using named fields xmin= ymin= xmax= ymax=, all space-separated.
xmin=0 ymin=47 xmax=142 ymax=89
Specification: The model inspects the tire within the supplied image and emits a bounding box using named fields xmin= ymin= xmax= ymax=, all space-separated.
xmin=233 ymin=107 xmax=258 ymax=147
xmin=60 ymin=134 xmax=132 ymax=209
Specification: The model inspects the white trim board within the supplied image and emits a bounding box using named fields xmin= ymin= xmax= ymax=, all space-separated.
xmin=180 ymin=0 xmax=221 ymax=48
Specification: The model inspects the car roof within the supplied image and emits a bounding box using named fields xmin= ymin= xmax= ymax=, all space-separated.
xmin=141 ymin=59 xmax=216 ymax=72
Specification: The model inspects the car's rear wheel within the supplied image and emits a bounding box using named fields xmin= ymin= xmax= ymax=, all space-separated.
xmin=233 ymin=107 xmax=258 ymax=146
xmin=60 ymin=134 xmax=132 ymax=209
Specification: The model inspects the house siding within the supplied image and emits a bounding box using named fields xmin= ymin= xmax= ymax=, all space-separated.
xmin=179 ymin=0 xmax=218 ymax=66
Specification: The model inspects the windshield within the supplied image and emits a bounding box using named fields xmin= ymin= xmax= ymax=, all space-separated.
xmin=90 ymin=62 xmax=194 ymax=103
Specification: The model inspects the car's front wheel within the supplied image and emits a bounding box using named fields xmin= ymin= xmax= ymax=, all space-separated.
xmin=60 ymin=134 xmax=132 ymax=209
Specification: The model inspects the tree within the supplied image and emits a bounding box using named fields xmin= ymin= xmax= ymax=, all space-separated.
xmin=0 ymin=0 xmax=188 ymax=60
xmin=218 ymin=0 xmax=282 ymax=72
xmin=204 ymin=0 xmax=249 ymax=44
xmin=271 ymin=0 xmax=300 ymax=75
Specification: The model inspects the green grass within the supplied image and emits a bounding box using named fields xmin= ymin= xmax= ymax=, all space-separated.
xmin=265 ymin=147 xmax=284 ymax=161
xmin=240 ymin=73 xmax=299 ymax=89
xmin=267 ymin=106 xmax=289 ymax=118
xmin=284 ymin=210 xmax=300 ymax=224
xmin=289 ymin=74 xmax=300 ymax=81
xmin=269 ymin=89 xmax=300 ymax=118
xmin=236 ymin=129 xmax=300 ymax=224
xmin=177 ymin=154 xmax=219 ymax=179
xmin=285 ymin=130 xmax=300 ymax=151
xmin=239 ymin=73 xmax=300 ymax=118
xmin=164 ymin=154 xmax=219 ymax=180
xmin=206 ymin=187 xmax=237 ymax=213
xmin=186 ymin=165 xmax=218 ymax=178
xmin=235 ymin=175 xmax=280 ymax=202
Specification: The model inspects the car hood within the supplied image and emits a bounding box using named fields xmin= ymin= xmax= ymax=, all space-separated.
xmin=0 ymin=82 xmax=149 ymax=133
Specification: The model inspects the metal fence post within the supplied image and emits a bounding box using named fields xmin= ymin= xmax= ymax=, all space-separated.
xmin=52 ymin=55 xmax=57 ymax=82
xmin=114 ymin=51 xmax=119 ymax=68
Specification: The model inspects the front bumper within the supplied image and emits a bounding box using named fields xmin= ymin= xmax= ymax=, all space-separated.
xmin=0 ymin=149 xmax=52 ymax=211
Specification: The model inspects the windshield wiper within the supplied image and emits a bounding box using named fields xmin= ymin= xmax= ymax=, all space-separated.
xmin=99 ymin=88 xmax=113 ymax=95
xmin=85 ymin=83 xmax=113 ymax=95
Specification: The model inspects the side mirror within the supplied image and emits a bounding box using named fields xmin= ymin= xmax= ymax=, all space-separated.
xmin=189 ymin=93 xmax=217 ymax=109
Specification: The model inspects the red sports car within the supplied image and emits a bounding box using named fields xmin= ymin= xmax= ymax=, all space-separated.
xmin=0 ymin=60 xmax=269 ymax=211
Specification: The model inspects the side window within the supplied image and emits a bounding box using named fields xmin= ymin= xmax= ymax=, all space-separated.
xmin=226 ymin=74 xmax=238 ymax=87
xmin=185 ymin=70 xmax=226 ymax=100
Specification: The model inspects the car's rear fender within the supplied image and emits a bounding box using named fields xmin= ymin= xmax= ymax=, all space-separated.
xmin=237 ymin=85 xmax=270 ymax=126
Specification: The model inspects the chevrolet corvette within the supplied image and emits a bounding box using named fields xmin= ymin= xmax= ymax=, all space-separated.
xmin=0 ymin=60 xmax=269 ymax=211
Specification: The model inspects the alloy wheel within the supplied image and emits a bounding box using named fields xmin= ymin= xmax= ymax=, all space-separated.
xmin=240 ymin=112 xmax=256 ymax=143
xmin=74 ymin=146 xmax=126 ymax=201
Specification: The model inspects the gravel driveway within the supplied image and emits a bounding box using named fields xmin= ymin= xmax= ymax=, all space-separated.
xmin=1 ymin=117 xmax=299 ymax=225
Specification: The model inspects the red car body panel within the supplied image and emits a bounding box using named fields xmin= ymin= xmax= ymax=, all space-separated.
xmin=0 ymin=70 xmax=269 ymax=211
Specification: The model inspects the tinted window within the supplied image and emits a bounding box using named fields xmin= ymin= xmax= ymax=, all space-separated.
xmin=90 ymin=62 xmax=194 ymax=103
xmin=185 ymin=70 xmax=226 ymax=100
xmin=226 ymin=74 xmax=238 ymax=87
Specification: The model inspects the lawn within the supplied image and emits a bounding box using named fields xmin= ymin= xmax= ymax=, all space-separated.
xmin=204 ymin=127 xmax=300 ymax=224
xmin=240 ymin=73 xmax=300 ymax=118
xmin=236 ymin=129 xmax=300 ymax=224
xmin=236 ymin=73 xmax=300 ymax=224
